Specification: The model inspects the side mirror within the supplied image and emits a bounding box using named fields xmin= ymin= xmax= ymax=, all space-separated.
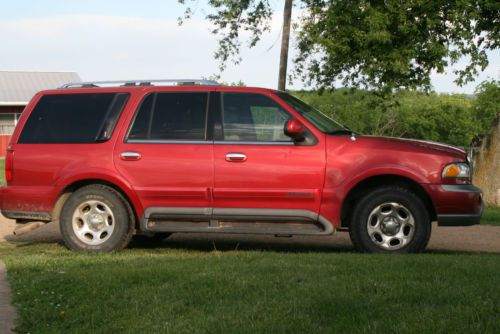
xmin=284 ymin=119 xmax=305 ymax=141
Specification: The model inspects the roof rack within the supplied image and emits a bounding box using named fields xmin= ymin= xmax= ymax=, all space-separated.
xmin=58 ymin=79 xmax=220 ymax=89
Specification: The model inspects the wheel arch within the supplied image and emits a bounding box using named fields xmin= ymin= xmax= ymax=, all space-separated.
xmin=340 ymin=174 xmax=437 ymax=229
xmin=51 ymin=178 xmax=142 ymax=229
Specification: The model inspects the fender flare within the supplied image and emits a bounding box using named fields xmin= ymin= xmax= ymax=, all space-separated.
xmin=53 ymin=168 xmax=144 ymax=218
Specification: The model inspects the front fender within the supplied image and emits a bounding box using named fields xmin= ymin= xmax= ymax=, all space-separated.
xmin=320 ymin=165 xmax=429 ymax=227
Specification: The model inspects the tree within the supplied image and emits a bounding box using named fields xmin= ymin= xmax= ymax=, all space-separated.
xmin=278 ymin=0 xmax=293 ymax=90
xmin=472 ymin=80 xmax=500 ymax=133
xmin=178 ymin=1 xmax=499 ymax=91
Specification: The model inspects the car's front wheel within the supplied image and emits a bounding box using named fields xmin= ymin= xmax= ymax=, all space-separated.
xmin=349 ymin=186 xmax=431 ymax=253
xmin=60 ymin=185 xmax=134 ymax=252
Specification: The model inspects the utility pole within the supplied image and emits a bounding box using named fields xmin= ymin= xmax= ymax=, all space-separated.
xmin=278 ymin=0 xmax=292 ymax=91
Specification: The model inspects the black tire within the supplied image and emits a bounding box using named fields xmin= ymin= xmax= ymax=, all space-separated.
xmin=60 ymin=185 xmax=134 ymax=252
xmin=132 ymin=233 xmax=172 ymax=244
xmin=349 ymin=186 xmax=431 ymax=253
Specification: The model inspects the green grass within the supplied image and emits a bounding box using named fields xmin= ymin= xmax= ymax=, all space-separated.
xmin=1 ymin=242 xmax=499 ymax=333
xmin=482 ymin=207 xmax=500 ymax=226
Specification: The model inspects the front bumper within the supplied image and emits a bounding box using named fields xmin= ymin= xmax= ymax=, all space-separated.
xmin=437 ymin=205 xmax=484 ymax=226
xmin=427 ymin=184 xmax=484 ymax=226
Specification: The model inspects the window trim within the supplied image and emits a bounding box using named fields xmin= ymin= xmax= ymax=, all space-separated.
xmin=124 ymin=91 xmax=212 ymax=143
xmin=128 ymin=139 xmax=212 ymax=145
xmin=95 ymin=93 xmax=130 ymax=142
xmin=14 ymin=113 xmax=21 ymax=126
xmin=214 ymin=140 xmax=294 ymax=146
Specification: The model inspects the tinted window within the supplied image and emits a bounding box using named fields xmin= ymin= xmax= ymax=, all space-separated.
xmin=128 ymin=94 xmax=154 ymax=140
xmin=222 ymin=93 xmax=291 ymax=142
xmin=128 ymin=92 xmax=208 ymax=141
xmin=19 ymin=93 xmax=129 ymax=143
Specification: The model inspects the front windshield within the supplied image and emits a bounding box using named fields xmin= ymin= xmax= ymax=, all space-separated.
xmin=276 ymin=92 xmax=347 ymax=134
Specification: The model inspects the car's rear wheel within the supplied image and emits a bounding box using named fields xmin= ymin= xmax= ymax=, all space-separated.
xmin=60 ymin=185 xmax=134 ymax=252
xmin=349 ymin=186 xmax=431 ymax=253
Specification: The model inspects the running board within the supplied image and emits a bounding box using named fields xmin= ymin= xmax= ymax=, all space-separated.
xmin=140 ymin=207 xmax=334 ymax=236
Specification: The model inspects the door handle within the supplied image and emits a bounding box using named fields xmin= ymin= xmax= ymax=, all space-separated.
xmin=120 ymin=152 xmax=142 ymax=161
xmin=225 ymin=153 xmax=247 ymax=162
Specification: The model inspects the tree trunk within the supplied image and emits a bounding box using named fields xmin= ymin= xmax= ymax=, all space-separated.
xmin=278 ymin=0 xmax=293 ymax=91
xmin=473 ymin=114 xmax=500 ymax=206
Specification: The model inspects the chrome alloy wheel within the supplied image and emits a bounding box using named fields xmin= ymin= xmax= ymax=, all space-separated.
xmin=367 ymin=202 xmax=415 ymax=250
xmin=72 ymin=200 xmax=115 ymax=246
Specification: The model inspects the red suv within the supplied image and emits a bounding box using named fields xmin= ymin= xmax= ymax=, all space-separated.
xmin=0 ymin=79 xmax=483 ymax=253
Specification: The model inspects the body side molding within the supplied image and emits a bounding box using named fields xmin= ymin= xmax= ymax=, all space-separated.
xmin=140 ymin=207 xmax=334 ymax=236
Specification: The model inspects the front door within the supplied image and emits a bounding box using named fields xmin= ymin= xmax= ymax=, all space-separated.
xmin=212 ymin=91 xmax=326 ymax=220
xmin=114 ymin=89 xmax=214 ymax=214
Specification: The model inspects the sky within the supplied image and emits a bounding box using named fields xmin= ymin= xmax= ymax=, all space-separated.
xmin=0 ymin=0 xmax=498 ymax=93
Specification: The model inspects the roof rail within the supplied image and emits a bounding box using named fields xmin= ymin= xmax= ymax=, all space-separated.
xmin=58 ymin=79 xmax=220 ymax=89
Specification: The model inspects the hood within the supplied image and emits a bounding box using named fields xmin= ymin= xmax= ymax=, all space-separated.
xmin=353 ymin=135 xmax=467 ymax=159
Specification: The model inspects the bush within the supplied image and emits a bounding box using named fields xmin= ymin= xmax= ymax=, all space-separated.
xmin=294 ymin=81 xmax=499 ymax=147
xmin=472 ymin=80 xmax=500 ymax=134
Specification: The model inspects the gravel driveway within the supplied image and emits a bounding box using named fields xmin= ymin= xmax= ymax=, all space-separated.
xmin=1 ymin=215 xmax=499 ymax=253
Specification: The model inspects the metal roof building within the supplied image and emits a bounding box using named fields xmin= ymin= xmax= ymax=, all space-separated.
xmin=0 ymin=71 xmax=81 ymax=106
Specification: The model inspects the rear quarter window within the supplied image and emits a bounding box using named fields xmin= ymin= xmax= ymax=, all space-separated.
xmin=19 ymin=93 xmax=129 ymax=144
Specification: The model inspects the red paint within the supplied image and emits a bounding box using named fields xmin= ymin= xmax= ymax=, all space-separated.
xmin=4 ymin=147 xmax=13 ymax=182
xmin=284 ymin=119 xmax=305 ymax=139
xmin=0 ymin=135 xmax=11 ymax=158
xmin=0 ymin=85 xmax=481 ymax=230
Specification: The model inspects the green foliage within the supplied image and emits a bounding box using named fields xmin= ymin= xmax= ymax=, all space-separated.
xmin=472 ymin=80 xmax=500 ymax=133
xmin=178 ymin=0 xmax=273 ymax=71
xmin=297 ymin=0 xmax=499 ymax=90
xmin=178 ymin=0 xmax=499 ymax=90
xmin=203 ymin=74 xmax=247 ymax=86
xmin=295 ymin=80 xmax=499 ymax=146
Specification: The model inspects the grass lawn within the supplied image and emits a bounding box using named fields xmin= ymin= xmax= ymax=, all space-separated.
xmin=482 ymin=206 xmax=500 ymax=226
xmin=1 ymin=242 xmax=499 ymax=333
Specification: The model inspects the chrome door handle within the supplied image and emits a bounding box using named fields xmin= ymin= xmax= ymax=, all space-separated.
xmin=225 ymin=153 xmax=247 ymax=162
xmin=120 ymin=152 xmax=142 ymax=161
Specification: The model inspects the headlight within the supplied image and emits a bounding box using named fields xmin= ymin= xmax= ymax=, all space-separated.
xmin=442 ymin=162 xmax=471 ymax=178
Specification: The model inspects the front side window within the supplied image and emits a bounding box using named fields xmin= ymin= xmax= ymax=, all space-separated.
xmin=222 ymin=93 xmax=292 ymax=142
xmin=18 ymin=93 xmax=129 ymax=143
xmin=128 ymin=92 xmax=208 ymax=141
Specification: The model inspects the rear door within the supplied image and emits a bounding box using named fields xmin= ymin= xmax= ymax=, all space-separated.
xmin=114 ymin=88 xmax=214 ymax=215
xmin=212 ymin=90 xmax=326 ymax=220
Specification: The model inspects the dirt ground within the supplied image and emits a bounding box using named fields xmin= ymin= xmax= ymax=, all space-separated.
xmin=1 ymin=214 xmax=499 ymax=253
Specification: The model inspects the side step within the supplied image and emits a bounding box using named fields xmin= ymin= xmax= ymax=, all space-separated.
xmin=140 ymin=207 xmax=334 ymax=236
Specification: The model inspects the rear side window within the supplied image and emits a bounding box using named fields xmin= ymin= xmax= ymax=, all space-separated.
xmin=19 ymin=93 xmax=129 ymax=144
xmin=128 ymin=92 xmax=208 ymax=141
